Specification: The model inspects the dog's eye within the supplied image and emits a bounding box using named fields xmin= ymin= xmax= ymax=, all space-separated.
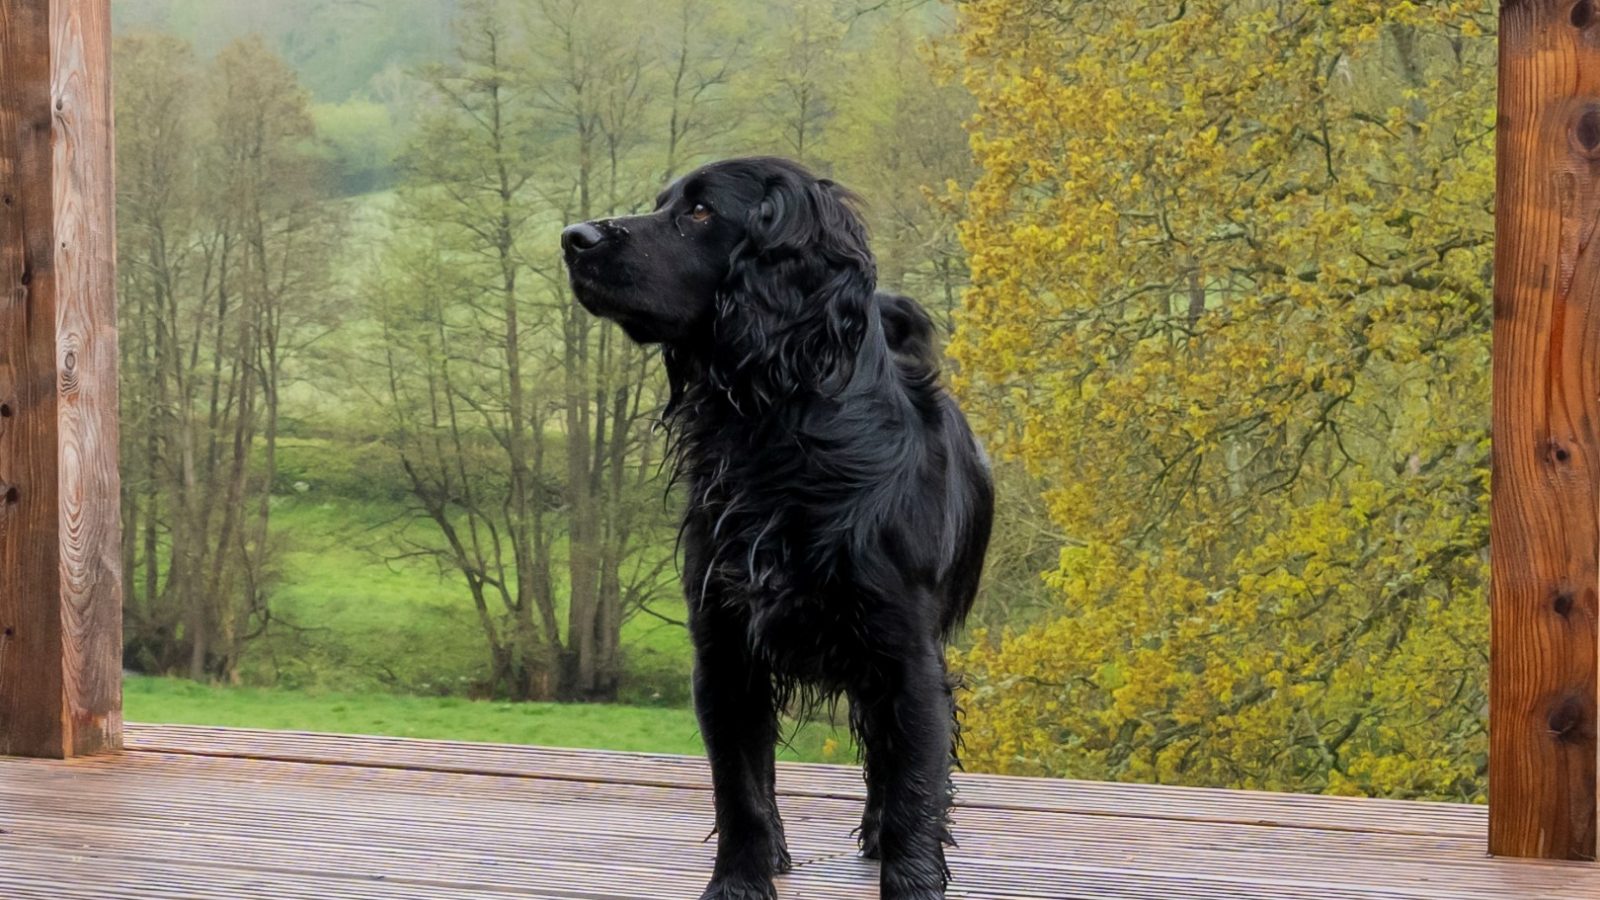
xmin=690 ymin=203 xmax=713 ymax=223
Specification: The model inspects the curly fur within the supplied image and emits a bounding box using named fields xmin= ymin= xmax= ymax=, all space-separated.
xmin=563 ymin=157 xmax=994 ymax=900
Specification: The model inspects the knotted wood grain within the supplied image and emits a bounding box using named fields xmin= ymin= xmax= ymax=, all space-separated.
xmin=1491 ymin=0 xmax=1600 ymax=861
xmin=0 ymin=0 xmax=120 ymax=759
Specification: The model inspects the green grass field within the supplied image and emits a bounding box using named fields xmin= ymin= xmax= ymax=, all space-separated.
xmin=248 ymin=490 xmax=694 ymax=705
xmin=126 ymin=675 xmax=853 ymax=762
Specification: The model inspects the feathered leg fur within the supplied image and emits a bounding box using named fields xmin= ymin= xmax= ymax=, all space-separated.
xmin=693 ymin=619 xmax=791 ymax=900
xmin=851 ymin=636 xmax=958 ymax=900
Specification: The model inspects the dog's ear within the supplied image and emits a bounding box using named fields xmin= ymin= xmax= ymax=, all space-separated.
xmin=747 ymin=174 xmax=872 ymax=268
xmin=723 ymin=168 xmax=878 ymax=400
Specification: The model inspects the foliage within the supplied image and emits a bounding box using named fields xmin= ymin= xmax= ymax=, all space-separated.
xmin=752 ymin=0 xmax=847 ymax=165
xmin=948 ymin=0 xmax=1496 ymax=801
xmin=819 ymin=15 xmax=974 ymax=323
xmin=268 ymin=438 xmax=416 ymax=504
xmin=312 ymin=100 xmax=407 ymax=195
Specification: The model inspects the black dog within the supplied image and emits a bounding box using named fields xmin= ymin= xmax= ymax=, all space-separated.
xmin=562 ymin=157 xmax=993 ymax=900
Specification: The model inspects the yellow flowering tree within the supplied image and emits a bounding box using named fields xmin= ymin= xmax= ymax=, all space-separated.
xmin=948 ymin=0 xmax=1496 ymax=800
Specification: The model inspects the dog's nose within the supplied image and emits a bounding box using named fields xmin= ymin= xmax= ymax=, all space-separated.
xmin=562 ymin=222 xmax=606 ymax=255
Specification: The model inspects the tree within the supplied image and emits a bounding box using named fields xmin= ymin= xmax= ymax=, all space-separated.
xmin=372 ymin=1 xmax=564 ymax=702
xmin=820 ymin=14 xmax=974 ymax=325
xmin=948 ymin=0 xmax=1496 ymax=800
xmin=752 ymin=0 xmax=847 ymax=166
xmin=656 ymin=0 xmax=747 ymax=182
xmin=117 ymin=33 xmax=202 ymax=675
xmin=369 ymin=0 xmax=679 ymax=702
xmin=117 ymin=34 xmax=341 ymax=681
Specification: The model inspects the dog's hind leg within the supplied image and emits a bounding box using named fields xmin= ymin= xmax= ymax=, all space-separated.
xmin=854 ymin=639 xmax=956 ymax=900
xmin=693 ymin=628 xmax=789 ymax=900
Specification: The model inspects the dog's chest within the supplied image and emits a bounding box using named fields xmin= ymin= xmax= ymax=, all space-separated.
xmin=690 ymin=461 xmax=877 ymax=679
xmin=742 ymin=585 xmax=868 ymax=683
xmin=692 ymin=447 xmax=858 ymax=583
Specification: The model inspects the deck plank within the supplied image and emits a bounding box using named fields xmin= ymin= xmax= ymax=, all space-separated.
xmin=0 ymin=724 xmax=1594 ymax=899
xmin=122 ymin=723 xmax=1489 ymax=838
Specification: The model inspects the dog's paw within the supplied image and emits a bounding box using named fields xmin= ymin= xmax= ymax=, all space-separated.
xmin=881 ymin=856 xmax=951 ymax=900
xmin=854 ymin=817 xmax=882 ymax=860
xmin=697 ymin=876 xmax=779 ymax=900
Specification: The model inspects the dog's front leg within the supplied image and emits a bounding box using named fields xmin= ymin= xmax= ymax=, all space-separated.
xmin=848 ymin=692 xmax=886 ymax=860
xmin=856 ymin=642 xmax=955 ymax=900
xmin=693 ymin=631 xmax=788 ymax=900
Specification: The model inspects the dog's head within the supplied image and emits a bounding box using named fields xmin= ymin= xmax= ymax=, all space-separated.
xmin=561 ymin=157 xmax=876 ymax=353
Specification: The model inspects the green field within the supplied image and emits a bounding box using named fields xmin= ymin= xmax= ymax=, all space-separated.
xmin=125 ymin=675 xmax=853 ymax=762
xmin=245 ymin=484 xmax=694 ymax=705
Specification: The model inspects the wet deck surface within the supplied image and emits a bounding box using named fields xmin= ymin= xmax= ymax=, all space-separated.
xmin=2 ymin=724 xmax=1597 ymax=898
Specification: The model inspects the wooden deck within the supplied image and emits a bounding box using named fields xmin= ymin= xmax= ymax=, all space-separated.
xmin=0 ymin=725 xmax=1593 ymax=899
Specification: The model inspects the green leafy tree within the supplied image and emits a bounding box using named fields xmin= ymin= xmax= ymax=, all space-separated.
xmin=117 ymin=34 xmax=341 ymax=681
xmin=948 ymin=0 xmax=1496 ymax=800
xmin=368 ymin=0 xmax=681 ymax=701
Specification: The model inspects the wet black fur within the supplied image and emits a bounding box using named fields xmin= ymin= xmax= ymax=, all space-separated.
xmin=562 ymin=157 xmax=994 ymax=900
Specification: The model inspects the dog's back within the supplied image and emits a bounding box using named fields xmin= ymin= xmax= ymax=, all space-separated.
xmin=875 ymin=292 xmax=992 ymax=636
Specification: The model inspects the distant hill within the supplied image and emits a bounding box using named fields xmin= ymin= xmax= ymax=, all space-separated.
xmin=112 ymin=0 xmax=462 ymax=101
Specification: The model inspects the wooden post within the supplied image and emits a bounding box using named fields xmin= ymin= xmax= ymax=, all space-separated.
xmin=0 ymin=0 xmax=120 ymax=758
xmin=1492 ymin=0 xmax=1600 ymax=861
